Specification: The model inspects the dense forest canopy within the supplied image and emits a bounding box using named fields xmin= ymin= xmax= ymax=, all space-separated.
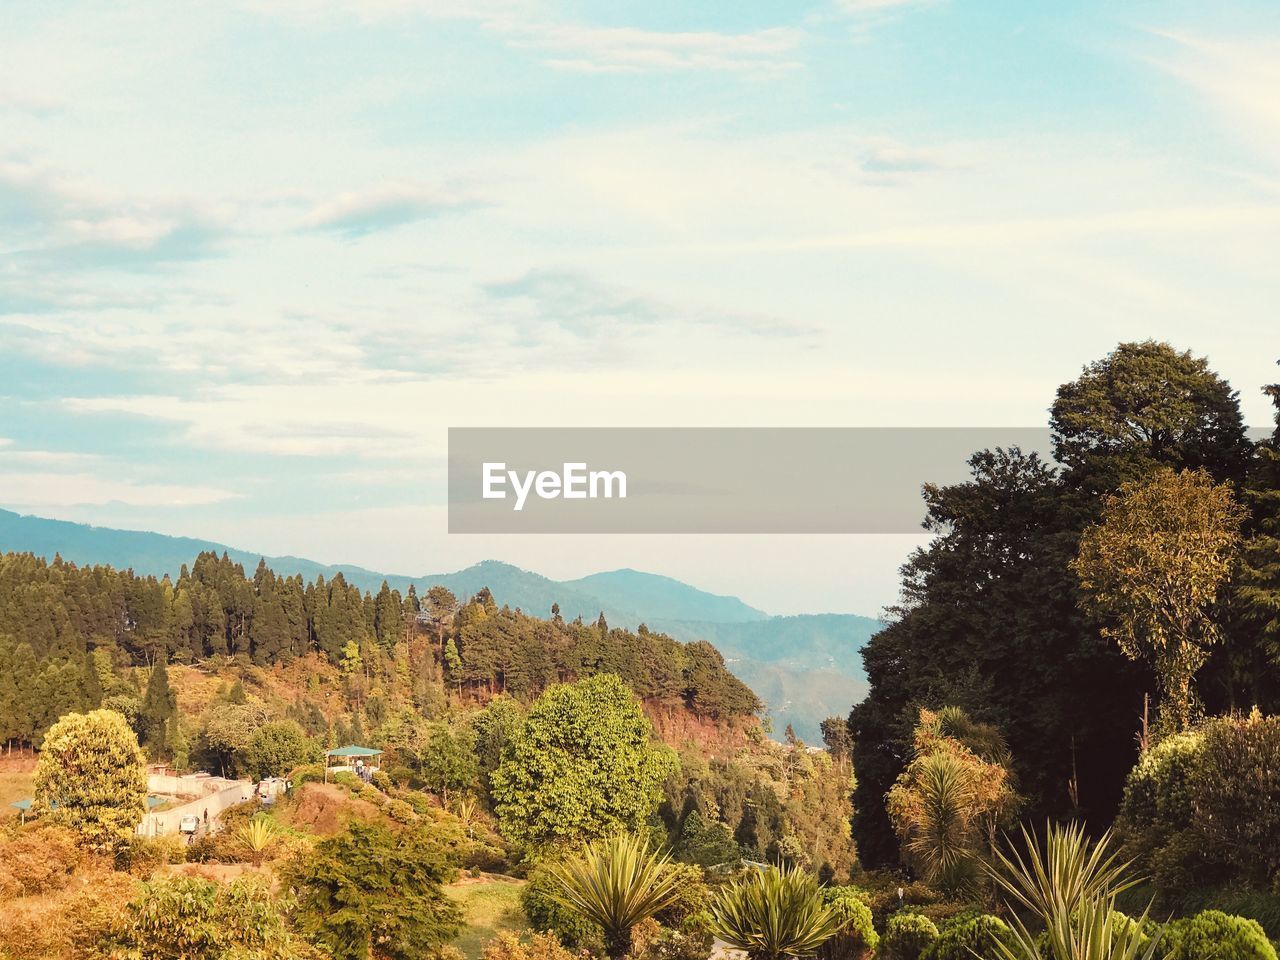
xmin=848 ymin=341 xmax=1280 ymax=867
xmin=0 ymin=552 xmax=758 ymax=751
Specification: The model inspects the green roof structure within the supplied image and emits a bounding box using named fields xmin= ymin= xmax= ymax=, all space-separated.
xmin=325 ymin=745 xmax=383 ymax=758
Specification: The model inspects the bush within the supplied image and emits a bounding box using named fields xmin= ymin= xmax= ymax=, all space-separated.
xmin=288 ymin=821 xmax=463 ymax=958
xmin=1119 ymin=713 xmax=1280 ymax=896
xmin=483 ymin=931 xmax=579 ymax=960
xmin=864 ymin=881 xmax=943 ymax=926
xmin=186 ymin=830 xmax=245 ymax=864
xmin=1117 ymin=731 xmax=1203 ymax=848
xmin=1164 ymin=910 xmax=1278 ymax=960
xmin=292 ymin=763 xmax=326 ymax=785
xmin=820 ymin=887 xmax=878 ymax=959
xmin=0 ymin=824 xmax=83 ymax=900
xmin=385 ymin=798 xmax=418 ymax=823
xmin=631 ymin=916 xmax=714 ymax=960
xmin=0 ymin=867 xmax=136 ymax=960
xmin=114 ymin=835 xmax=168 ymax=877
xmin=880 ymin=913 xmax=940 ymax=960
xmin=656 ymin=862 xmax=713 ymax=928
xmin=1191 ymin=713 xmax=1280 ymax=886
xmin=520 ymin=863 xmax=604 ymax=951
xmin=110 ymin=874 xmax=309 ymax=958
xmin=921 ymin=914 xmax=1012 ymax=960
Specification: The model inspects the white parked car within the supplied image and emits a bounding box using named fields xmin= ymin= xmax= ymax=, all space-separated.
xmin=179 ymin=814 xmax=201 ymax=835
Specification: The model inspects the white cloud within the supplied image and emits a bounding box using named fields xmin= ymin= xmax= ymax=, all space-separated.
xmin=1147 ymin=31 xmax=1280 ymax=167
xmin=0 ymin=472 xmax=238 ymax=507
xmin=0 ymin=449 xmax=101 ymax=466
xmin=0 ymin=157 xmax=229 ymax=268
xmin=499 ymin=22 xmax=804 ymax=74
xmin=243 ymin=1 xmax=804 ymax=73
xmin=301 ymin=183 xmax=478 ymax=237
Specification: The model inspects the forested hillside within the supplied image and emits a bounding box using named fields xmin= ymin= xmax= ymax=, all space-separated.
xmin=0 ymin=513 xmax=875 ymax=739
xmin=0 ymin=550 xmax=761 ymax=752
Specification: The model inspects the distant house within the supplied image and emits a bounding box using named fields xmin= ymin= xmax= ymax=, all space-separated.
xmin=324 ymin=744 xmax=383 ymax=782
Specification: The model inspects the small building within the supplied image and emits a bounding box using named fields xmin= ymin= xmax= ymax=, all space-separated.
xmin=323 ymin=745 xmax=383 ymax=782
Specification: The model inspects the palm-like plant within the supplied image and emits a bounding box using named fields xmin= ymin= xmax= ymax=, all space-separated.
xmin=236 ymin=814 xmax=282 ymax=868
xmin=709 ymin=864 xmax=843 ymax=960
xmin=547 ymin=833 xmax=684 ymax=960
xmin=988 ymin=823 xmax=1167 ymax=960
xmin=990 ymin=822 xmax=1138 ymax=922
xmin=897 ymin=751 xmax=980 ymax=893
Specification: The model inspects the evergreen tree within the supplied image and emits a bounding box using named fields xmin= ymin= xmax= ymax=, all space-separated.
xmin=140 ymin=659 xmax=178 ymax=759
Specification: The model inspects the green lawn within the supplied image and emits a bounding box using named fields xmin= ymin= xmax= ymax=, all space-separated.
xmin=447 ymin=877 xmax=527 ymax=960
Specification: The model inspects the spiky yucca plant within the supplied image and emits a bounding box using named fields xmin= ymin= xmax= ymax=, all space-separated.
xmin=547 ymin=833 xmax=684 ymax=960
xmin=991 ymin=822 xmax=1138 ymax=922
xmin=709 ymin=864 xmax=842 ymax=960
xmin=236 ymin=814 xmax=282 ymax=868
xmin=988 ymin=823 xmax=1167 ymax=960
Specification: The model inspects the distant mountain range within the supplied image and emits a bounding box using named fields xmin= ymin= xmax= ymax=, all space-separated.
xmin=0 ymin=508 xmax=877 ymax=741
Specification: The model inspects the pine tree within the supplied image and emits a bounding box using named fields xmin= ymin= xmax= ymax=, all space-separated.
xmin=141 ymin=659 xmax=178 ymax=760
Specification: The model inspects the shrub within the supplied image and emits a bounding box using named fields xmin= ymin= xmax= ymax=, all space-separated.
xmin=880 ymin=913 xmax=940 ymax=960
xmin=292 ymin=763 xmax=326 ymax=785
xmin=863 ymin=881 xmax=943 ymax=926
xmin=1117 ymin=732 xmax=1203 ymax=845
xmin=1190 ymin=713 xmax=1280 ymax=886
xmin=0 ymin=823 xmax=83 ymax=900
xmin=186 ymin=830 xmax=245 ymax=864
xmin=0 ymin=867 xmax=136 ymax=960
xmin=483 ymin=931 xmax=579 ymax=960
xmin=289 ymin=821 xmax=463 ymax=960
xmin=385 ymin=798 xmax=418 ymax=823
xmin=109 ymin=873 xmax=308 ymax=958
xmin=656 ymin=862 xmax=713 ymax=928
xmin=921 ymin=914 xmax=1012 ymax=960
xmin=1118 ymin=713 xmax=1280 ymax=896
xmin=115 ymin=835 xmax=169 ymax=877
xmin=820 ymin=887 xmax=879 ymax=959
xmin=1164 ymin=910 xmax=1278 ymax=960
xmin=631 ymin=916 xmax=715 ymax=960
xmin=521 ymin=863 xmax=605 ymax=951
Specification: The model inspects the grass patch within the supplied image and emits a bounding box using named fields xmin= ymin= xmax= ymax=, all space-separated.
xmin=0 ymin=770 xmax=35 ymax=817
xmin=447 ymin=877 xmax=527 ymax=960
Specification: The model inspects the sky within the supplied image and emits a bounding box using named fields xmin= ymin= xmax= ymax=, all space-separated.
xmin=1 ymin=0 xmax=1279 ymax=617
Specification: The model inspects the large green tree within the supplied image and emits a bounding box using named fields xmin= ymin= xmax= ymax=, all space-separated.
xmin=1050 ymin=339 xmax=1251 ymax=491
xmin=289 ymin=821 xmax=463 ymax=960
xmin=491 ymin=673 xmax=677 ymax=850
xmin=33 ymin=708 xmax=148 ymax=854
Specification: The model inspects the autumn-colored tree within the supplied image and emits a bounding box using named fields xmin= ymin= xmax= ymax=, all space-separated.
xmin=1074 ymin=468 xmax=1245 ymax=731
xmin=33 ymin=709 xmax=148 ymax=854
xmin=886 ymin=707 xmax=1020 ymax=895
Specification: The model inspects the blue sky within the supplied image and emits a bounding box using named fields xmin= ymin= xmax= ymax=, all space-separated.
xmin=2 ymin=0 xmax=1279 ymax=615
